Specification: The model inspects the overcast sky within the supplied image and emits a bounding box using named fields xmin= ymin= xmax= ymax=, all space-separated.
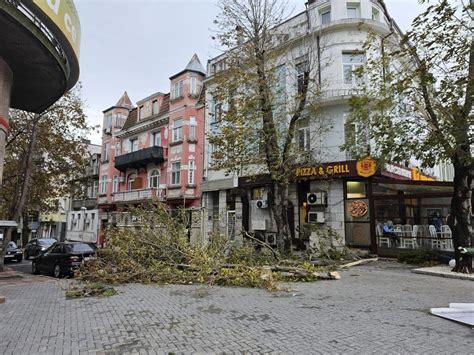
xmin=75 ymin=0 xmax=426 ymax=144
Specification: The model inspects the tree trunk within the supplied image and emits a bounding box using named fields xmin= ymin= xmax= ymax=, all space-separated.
xmin=449 ymin=155 xmax=473 ymax=273
xmin=0 ymin=116 xmax=39 ymax=272
xmin=270 ymin=181 xmax=291 ymax=253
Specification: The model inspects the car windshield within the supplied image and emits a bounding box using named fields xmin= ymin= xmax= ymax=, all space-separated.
xmin=38 ymin=239 xmax=56 ymax=246
xmin=65 ymin=244 xmax=95 ymax=253
xmin=7 ymin=242 xmax=17 ymax=249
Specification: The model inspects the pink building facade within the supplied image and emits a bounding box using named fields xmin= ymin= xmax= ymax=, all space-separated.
xmin=98 ymin=55 xmax=206 ymax=241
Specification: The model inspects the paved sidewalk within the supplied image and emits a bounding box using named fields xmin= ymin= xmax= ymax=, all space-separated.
xmin=0 ymin=261 xmax=472 ymax=354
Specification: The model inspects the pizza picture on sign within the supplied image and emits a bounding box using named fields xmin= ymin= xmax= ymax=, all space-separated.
xmin=349 ymin=200 xmax=368 ymax=218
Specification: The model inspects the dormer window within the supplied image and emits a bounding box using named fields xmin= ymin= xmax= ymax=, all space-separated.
xmin=152 ymin=100 xmax=159 ymax=115
xmin=139 ymin=106 xmax=145 ymax=120
xmin=190 ymin=77 xmax=198 ymax=96
xmin=172 ymin=80 xmax=184 ymax=99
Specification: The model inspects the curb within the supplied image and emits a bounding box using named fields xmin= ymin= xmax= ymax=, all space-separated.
xmin=412 ymin=269 xmax=474 ymax=281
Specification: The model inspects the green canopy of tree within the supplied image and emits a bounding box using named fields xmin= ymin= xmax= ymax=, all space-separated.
xmin=343 ymin=0 xmax=473 ymax=272
xmin=0 ymin=85 xmax=95 ymax=271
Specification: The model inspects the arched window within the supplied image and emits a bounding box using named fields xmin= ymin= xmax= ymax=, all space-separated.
xmin=127 ymin=173 xmax=137 ymax=191
xmin=149 ymin=169 xmax=160 ymax=188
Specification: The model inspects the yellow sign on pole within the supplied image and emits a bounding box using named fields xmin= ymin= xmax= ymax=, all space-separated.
xmin=32 ymin=0 xmax=81 ymax=58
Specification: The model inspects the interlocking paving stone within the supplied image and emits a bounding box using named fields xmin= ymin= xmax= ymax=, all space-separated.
xmin=0 ymin=261 xmax=473 ymax=354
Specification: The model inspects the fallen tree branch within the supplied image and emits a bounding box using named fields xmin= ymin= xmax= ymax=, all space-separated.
xmin=243 ymin=231 xmax=280 ymax=261
xmin=339 ymin=258 xmax=378 ymax=269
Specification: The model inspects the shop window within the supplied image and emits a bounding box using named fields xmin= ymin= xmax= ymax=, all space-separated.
xmin=346 ymin=181 xmax=366 ymax=199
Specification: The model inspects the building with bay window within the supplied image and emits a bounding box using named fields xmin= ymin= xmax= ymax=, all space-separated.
xmin=98 ymin=54 xmax=206 ymax=243
xmin=202 ymin=0 xmax=455 ymax=255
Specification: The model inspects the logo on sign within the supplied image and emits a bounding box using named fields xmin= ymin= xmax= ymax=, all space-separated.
xmin=356 ymin=157 xmax=377 ymax=178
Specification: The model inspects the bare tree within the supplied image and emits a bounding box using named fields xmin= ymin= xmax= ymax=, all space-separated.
xmin=209 ymin=0 xmax=327 ymax=252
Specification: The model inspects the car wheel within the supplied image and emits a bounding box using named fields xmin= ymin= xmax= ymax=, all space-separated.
xmin=53 ymin=264 xmax=62 ymax=278
xmin=24 ymin=251 xmax=29 ymax=260
xmin=16 ymin=255 xmax=22 ymax=263
xmin=32 ymin=261 xmax=40 ymax=275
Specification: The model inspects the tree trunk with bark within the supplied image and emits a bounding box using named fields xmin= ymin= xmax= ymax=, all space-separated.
xmin=449 ymin=155 xmax=473 ymax=273
xmin=269 ymin=181 xmax=291 ymax=253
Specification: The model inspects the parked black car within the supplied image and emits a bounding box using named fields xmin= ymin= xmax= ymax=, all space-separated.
xmin=3 ymin=241 xmax=23 ymax=263
xmin=32 ymin=242 xmax=97 ymax=278
xmin=24 ymin=238 xmax=57 ymax=259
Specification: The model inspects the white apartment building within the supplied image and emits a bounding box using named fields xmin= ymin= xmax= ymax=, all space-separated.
xmin=202 ymin=0 xmax=454 ymax=255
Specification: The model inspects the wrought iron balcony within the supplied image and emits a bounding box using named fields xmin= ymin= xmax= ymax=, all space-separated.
xmin=115 ymin=146 xmax=164 ymax=172
xmin=113 ymin=188 xmax=163 ymax=203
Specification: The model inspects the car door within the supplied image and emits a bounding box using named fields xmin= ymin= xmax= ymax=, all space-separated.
xmin=27 ymin=240 xmax=37 ymax=256
xmin=40 ymin=244 xmax=62 ymax=274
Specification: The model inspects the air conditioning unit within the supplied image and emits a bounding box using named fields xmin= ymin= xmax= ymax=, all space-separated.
xmin=308 ymin=212 xmax=325 ymax=224
xmin=307 ymin=192 xmax=327 ymax=206
xmin=256 ymin=200 xmax=268 ymax=209
xmin=252 ymin=219 xmax=269 ymax=231
xmin=265 ymin=234 xmax=276 ymax=245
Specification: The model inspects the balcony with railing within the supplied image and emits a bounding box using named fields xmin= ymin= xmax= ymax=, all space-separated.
xmin=113 ymin=188 xmax=163 ymax=203
xmin=115 ymin=146 xmax=164 ymax=172
xmin=71 ymin=198 xmax=97 ymax=210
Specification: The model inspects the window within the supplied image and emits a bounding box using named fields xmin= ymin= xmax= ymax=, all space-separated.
xmin=152 ymin=100 xmax=159 ymax=115
xmin=347 ymin=4 xmax=359 ymax=19
xmin=372 ymin=7 xmax=380 ymax=21
xmin=190 ymin=77 xmax=197 ymax=95
xmin=320 ymin=8 xmax=331 ymax=25
xmin=346 ymin=181 xmax=367 ymax=199
xmin=103 ymin=143 xmax=109 ymax=162
xmin=139 ymin=106 xmax=145 ymax=120
xmin=188 ymin=160 xmax=195 ymax=185
xmin=296 ymin=58 xmax=309 ymax=94
xmin=172 ymin=118 xmax=183 ymax=142
xmin=129 ymin=138 xmax=138 ymax=152
xmin=92 ymin=181 xmax=98 ymax=198
xmin=127 ymin=173 xmax=136 ymax=191
xmin=112 ymin=175 xmax=119 ymax=193
xmin=104 ymin=114 xmax=112 ymax=129
xmin=152 ymin=130 xmax=161 ymax=147
xmin=173 ymin=80 xmax=184 ymax=99
xmin=211 ymin=98 xmax=222 ymax=123
xmin=149 ymin=169 xmax=160 ymax=188
xmin=342 ymin=52 xmax=365 ymax=85
xmin=189 ymin=116 xmax=197 ymax=140
xmin=298 ymin=125 xmax=310 ymax=151
xmin=100 ymin=175 xmax=107 ymax=194
xmin=171 ymin=162 xmax=181 ymax=185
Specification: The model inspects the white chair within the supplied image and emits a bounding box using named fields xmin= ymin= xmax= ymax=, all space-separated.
xmin=394 ymin=225 xmax=403 ymax=237
xmin=402 ymin=224 xmax=413 ymax=237
xmin=440 ymin=225 xmax=453 ymax=250
xmin=377 ymin=224 xmax=390 ymax=248
xmin=401 ymin=225 xmax=418 ymax=249
xmin=430 ymin=225 xmax=448 ymax=249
